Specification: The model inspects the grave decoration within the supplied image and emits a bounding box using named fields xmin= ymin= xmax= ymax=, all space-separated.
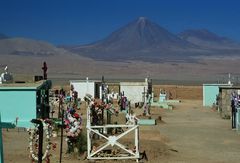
xmin=64 ymin=107 xmax=83 ymax=153
xmin=27 ymin=119 xmax=56 ymax=163
xmin=0 ymin=66 xmax=13 ymax=84
xmin=118 ymin=92 xmax=128 ymax=111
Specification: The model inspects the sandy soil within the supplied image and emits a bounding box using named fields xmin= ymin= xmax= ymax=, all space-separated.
xmin=158 ymin=100 xmax=240 ymax=163
xmin=1 ymin=54 xmax=240 ymax=84
xmin=3 ymin=100 xmax=240 ymax=163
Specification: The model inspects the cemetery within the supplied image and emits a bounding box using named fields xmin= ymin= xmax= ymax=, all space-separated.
xmin=1 ymin=63 xmax=240 ymax=163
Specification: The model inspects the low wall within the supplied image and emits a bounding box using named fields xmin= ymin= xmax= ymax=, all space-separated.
xmin=153 ymin=85 xmax=203 ymax=100
xmin=53 ymin=84 xmax=203 ymax=101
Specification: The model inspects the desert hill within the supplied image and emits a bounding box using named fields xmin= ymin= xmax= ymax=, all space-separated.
xmin=0 ymin=37 xmax=69 ymax=56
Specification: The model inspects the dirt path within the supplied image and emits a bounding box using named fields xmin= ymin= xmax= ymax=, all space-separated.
xmin=158 ymin=100 xmax=240 ymax=163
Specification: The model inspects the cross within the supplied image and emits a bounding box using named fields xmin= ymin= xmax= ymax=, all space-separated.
xmin=42 ymin=62 xmax=48 ymax=80
xmin=0 ymin=113 xmax=16 ymax=163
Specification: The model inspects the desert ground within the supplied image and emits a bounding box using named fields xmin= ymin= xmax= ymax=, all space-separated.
xmin=2 ymin=86 xmax=240 ymax=163
xmin=1 ymin=53 xmax=240 ymax=85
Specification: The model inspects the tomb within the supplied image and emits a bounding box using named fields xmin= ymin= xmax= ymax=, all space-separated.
xmin=0 ymin=80 xmax=52 ymax=128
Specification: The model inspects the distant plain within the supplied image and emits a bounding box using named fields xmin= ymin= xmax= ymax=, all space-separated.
xmin=1 ymin=53 xmax=240 ymax=85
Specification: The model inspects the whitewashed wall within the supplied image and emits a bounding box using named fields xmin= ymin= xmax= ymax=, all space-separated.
xmin=70 ymin=80 xmax=95 ymax=100
xmin=120 ymin=82 xmax=147 ymax=103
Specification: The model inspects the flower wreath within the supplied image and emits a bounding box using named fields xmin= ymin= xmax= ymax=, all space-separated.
xmin=28 ymin=119 xmax=53 ymax=162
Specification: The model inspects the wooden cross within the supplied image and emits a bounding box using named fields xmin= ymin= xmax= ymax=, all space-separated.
xmin=0 ymin=113 xmax=16 ymax=163
xmin=42 ymin=62 xmax=48 ymax=80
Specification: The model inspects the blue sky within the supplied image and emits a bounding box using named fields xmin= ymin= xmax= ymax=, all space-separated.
xmin=0 ymin=0 xmax=239 ymax=45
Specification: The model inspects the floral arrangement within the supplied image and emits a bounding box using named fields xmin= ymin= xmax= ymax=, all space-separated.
xmin=27 ymin=119 xmax=56 ymax=162
xmin=64 ymin=107 xmax=83 ymax=154
xmin=64 ymin=108 xmax=82 ymax=138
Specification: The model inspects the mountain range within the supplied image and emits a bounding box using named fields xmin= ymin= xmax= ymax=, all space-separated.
xmin=65 ymin=17 xmax=240 ymax=62
xmin=0 ymin=37 xmax=66 ymax=56
xmin=0 ymin=17 xmax=240 ymax=62
xmin=178 ymin=29 xmax=239 ymax=50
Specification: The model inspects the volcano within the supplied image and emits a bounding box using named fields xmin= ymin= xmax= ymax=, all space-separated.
xmin=67 ymin=17 xmax=200 ymax=62
xmin=64 ymin=17 xmax=240 ymax=62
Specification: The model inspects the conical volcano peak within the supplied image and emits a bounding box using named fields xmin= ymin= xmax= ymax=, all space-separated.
xmin=136 ymin=17 xmax=150 ymax=26
xmin=69 ymin=17 xmax=196 ymax=61
xmin=138 ymin=17 xmax=148 ymax=22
